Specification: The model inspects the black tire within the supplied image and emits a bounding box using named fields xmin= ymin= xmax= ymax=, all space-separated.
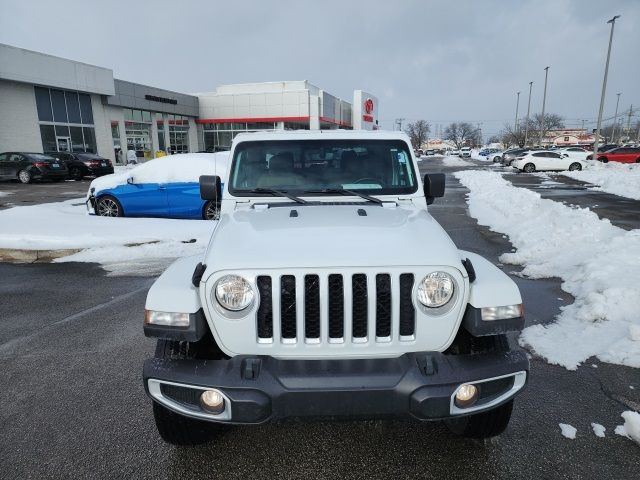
xmin=523 ymin=163 xmax=535 ymax=173
xmin=568 ymin=162 xmax=582 ymax=171
xmin=446 ymin=400 xmax=514 ymax=439
xmin=95 ymin=195 xmax=124 ymax=217
xmin=152 ymin=339 xmax=227 ymax=445
xmin=69 ymin=166 xmax=84 ymax=181
xmin=600 ymin=157 xmax=609 ymax=163
xmin=18 ymin=169 xmax=32 ymax=184
xmin=153 ymin=402 xmax=221 ymax=446
xmin=203 ymin=200 xmax=220 ymax=220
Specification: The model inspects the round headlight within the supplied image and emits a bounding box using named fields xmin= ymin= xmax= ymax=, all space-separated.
xmin=417 ymin=272 xmax=455 ymax=308
xmin=214 ymin=275 xmax=255 ymax=311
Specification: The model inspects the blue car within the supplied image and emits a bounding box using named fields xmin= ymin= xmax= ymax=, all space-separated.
xmin=87 ymin=153 xmax=228 ymax=220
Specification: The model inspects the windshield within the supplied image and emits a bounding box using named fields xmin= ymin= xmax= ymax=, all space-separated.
xmin=228 ymin=139 xmax=417 ymax=196
xmin=26 ymin=153 xmax=56 ymax=161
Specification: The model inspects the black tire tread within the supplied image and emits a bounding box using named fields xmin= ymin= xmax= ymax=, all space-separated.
xmin=151 ymin=339 xmax=226 ymax=446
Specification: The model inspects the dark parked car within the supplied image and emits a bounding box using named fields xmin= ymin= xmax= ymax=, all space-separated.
xmin=0 ymin=152 xmax=68 ymax=183
xmin=501 ymin=148 xmax=531 ymax=166
xmin=45 ymin=151 xmax=113 ymax=180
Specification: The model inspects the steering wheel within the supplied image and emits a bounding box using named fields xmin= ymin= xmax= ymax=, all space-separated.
xmin=353 ymin=177 xmax=383 ymax=185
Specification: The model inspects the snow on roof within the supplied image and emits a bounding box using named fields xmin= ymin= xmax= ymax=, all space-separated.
xmin=90 ymin=152 xmax=229 ymax=194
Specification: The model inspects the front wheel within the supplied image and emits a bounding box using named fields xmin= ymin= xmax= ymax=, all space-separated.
xmin=153 ymin=402 xmax=222 ymax=446
xmin=203 ymin=200 xmax=220 ymax=220
xmin=568 ymin=162 xmax=582 ymax=171
xmin=446 ymin=399 xmax=514 ymax=439
xmin=523 ymin=163 xmax=535 ymax=173
xmin=95 ymin=195 xmax=123 ymax=217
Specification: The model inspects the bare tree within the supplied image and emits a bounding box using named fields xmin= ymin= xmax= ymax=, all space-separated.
xmin=405 ymin=120 xmax=431 ymax=149
xmin=487 ymin=135 xmax=500 ymax=144
xmin=444 ymin=122 xmax=478 ymax=149
xmin=500 ymin=113 xmax=565 ymax=147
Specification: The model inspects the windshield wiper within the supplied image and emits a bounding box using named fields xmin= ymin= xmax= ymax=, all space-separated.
xmin=248 ymin=188 xmax=308 ymax=204
xmin=303 ymin=188 xmax=384 ymax=205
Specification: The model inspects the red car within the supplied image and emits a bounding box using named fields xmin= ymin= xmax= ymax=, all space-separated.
xmin=589 ymin=146 xmax=640 ymax=163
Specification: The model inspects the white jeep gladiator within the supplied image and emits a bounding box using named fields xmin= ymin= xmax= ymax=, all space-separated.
xmin=143 ymin=130 xmax=528 ymax=445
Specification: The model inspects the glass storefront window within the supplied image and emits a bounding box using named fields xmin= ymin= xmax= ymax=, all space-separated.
xmin=124 ymin=109 xmax=134 ymax=121
xmin=69 ymin=127 xmax=84 ymax=152
xmin=126 ymin=122 xmax=152 ymax=157
xmin=40 ymin=125 xmax=56 ymax=151
xmin=36 ymin=86 xmax=96 ymax=154
xmin=35 ymin=87 xmax=53 ymax=122
xmin=51 ymin=90 xmax=67 ymax=123
xmin=66 ymin=92 xmax=82 ymax=123
xmin=79 ymin=94 xmax=93 ymax=124
xmin=142 ymin=110 xmax=152 ymax=122
xmin=83 ymin=127 xmax=97 ymax=153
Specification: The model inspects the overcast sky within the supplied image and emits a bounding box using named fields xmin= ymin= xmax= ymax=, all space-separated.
xmin=1 ymin=0 xmax=638 ymax=138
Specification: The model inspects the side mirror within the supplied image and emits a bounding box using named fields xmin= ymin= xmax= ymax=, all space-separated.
xmin=199 ymin=175 xmax=222 ymax=201
xmin=423 ymin=173 xmax=445 ymax=205
xmin=126 ymin=177 xmax=134 ymax=184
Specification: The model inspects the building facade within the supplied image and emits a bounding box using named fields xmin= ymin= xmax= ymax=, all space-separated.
xmin=0 ymin=44 xmax=379 ymax=163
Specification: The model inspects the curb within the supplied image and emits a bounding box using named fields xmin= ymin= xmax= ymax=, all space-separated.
xmin=0 ymin=248 xmax=81 ymax=263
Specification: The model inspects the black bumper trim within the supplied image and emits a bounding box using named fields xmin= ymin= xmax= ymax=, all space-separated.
xmin=144 ymin=348 xmax=529 ymax=424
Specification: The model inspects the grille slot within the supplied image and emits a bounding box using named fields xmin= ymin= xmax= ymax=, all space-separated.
xmin=256 ymin=276 xmax=273 ymax=339
xmin=280 ymin=275 xmax=297 ymax=340
xmin=328 ymin=274 xmax=344 ymax=339
xmin=352 ymin=274 xmax=368 ymax=339
xmin=399 ymin=273 xmax=416 ymax=337
xmin=304 ymin=275 xmax=320 ymax=340
xmin=375 ymin=274 xmax=392 ymax=338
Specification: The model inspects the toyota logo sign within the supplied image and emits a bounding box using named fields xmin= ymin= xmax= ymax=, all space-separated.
xmin=364 ymin=98 xmax=374 ymax=114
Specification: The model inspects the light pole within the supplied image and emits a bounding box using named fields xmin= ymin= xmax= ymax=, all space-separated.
xmin=539 ymin=66 xmax=550 ymax=147
xmin=514 ymin=91 xmax=521 ymax=134
xmin=524 ymin=81 xmax=533 ymax=147
xmin=593 ymin=15 xmax=620 ymax=161
xmin=611 ymin=93 xmax=621 ymax=143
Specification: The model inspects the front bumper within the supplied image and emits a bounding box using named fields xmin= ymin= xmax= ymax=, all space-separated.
xmin=144 ymin=348 xmax=529 ymax=424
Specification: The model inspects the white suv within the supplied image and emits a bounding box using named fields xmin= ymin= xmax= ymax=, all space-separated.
xmin=142 ymin=130 xmax=528 ymax=445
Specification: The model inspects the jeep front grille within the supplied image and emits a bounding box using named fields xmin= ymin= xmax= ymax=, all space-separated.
xmin=256 ymin=273 xmax=416 ymax=344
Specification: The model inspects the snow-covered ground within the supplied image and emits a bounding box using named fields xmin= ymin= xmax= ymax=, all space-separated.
xmin=455 ymin=170 xmax=640 ymax=370
xmin=561 ymin=162 xmax=640 ymax=201
xmin=0 ymin=198 xmax=215 ymax=275
xmin=442 ymin=155 xmax=473 ymax=167
xmin=615 ymin=411 xmax=640 ymax=445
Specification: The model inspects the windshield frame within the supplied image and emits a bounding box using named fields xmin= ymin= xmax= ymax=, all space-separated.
xmin=227 ymin=139 xmax=419 ymax=198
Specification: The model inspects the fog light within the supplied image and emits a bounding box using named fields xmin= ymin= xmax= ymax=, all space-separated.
xmin=455 ymin=383 xmax=479 ymax=408
xmin=200 ymin=390 xmax=225 ymax=414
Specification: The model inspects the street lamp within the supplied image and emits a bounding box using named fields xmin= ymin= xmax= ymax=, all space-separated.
xmin=514 ymin=91 xmax=521 ymax=135
xmin=539 ymin=67 xmax=550 ymax=147
xmin=611 ymin=92 xmax=621 ymax=143
xmin=524 ymin=82 xmax=533 ymax=146
xmin=593 ymin=15 xmax=621 ymax=161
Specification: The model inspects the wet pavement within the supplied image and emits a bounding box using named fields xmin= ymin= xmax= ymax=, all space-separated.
xmin=0 ymin=158 xmax=638 ymax=479
xmin=0 ymin=178 xmax=89 ymax=210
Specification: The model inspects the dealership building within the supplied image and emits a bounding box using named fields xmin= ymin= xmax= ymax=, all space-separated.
xmin=0 ymin=43 xmax=379 ymax=163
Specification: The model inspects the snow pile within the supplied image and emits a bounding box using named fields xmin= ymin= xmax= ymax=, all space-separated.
xmin=90 ymin=152 xmax=229 ymax=193
xmin=614 ymin=411 xmax=640 ymax=445
xmin=559 ymin=423 xmax=577 ymax=439
xmin=455 ymin=170 xmax=640 ymax=369
xmin=442 ymin=156 xmax=473 ymax=167
xmin=0 ymin=198 xmax=215 ymax=274
xmin=591 ymin=423 xmax=606 ymax=438
xmin=561 ymin=162 xmax=640 ymax=200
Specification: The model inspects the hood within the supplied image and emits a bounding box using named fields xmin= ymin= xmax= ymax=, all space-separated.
xmin=204 ymin=204 xmax=464 ymax=271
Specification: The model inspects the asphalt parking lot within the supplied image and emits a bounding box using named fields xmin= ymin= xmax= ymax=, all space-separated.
xmin=1 ymin=158 xmax=638 ymax=479
xmin=0 ymin=177 xmax=90 ymax=210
